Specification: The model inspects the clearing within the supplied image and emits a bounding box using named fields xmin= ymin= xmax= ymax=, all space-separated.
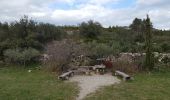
xmin=69 ymin=74 xmax=120 ymax=100
xmin=84 ymin=70 xmax=170 ymax=100
xmin=1 ymin=66 xmax=170 ymax=100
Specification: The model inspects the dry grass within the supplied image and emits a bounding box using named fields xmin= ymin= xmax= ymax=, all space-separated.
xmin=112 ymin=60 xmax=140 ymax=75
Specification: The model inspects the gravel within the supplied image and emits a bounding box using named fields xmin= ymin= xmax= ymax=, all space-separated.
xmin=69 ymin=74 xmax=120 ymax=100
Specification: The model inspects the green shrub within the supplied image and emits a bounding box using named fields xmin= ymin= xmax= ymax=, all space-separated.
xmin=4 ymin=48 xmax=40 ymax=66
xmin=161 ymin=43 xmax=170 ymax=52
xmin=79 ymin=20 xmax=102 ymax=39
xmin=86 ymin=41 xmax=118 ymax=58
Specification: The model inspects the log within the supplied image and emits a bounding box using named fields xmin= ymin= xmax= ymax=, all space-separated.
xmin=58 ymin=71 xmax=74 ymax=80
xmin=115 ymin=70 xmax=131 ymax=81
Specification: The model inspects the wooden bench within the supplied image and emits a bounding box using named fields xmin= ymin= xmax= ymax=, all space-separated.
xmin=115 ymin=70 xmax=131 ymax=81
xmin=92 ymin=65 xmax=105 ymax=70
xmin=58 ymin=71 xmax=74 ymax=80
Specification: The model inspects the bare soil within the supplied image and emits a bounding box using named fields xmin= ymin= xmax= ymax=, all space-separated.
xmin=69 ymin=73 xmax=120 ymax=100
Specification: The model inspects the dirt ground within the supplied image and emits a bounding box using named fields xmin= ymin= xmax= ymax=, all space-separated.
xmin=69 ymin=73 xmax=120 ymax=100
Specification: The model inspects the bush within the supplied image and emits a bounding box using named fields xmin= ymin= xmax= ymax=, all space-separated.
xmin=79 ymin=20 xmax=102 ymax=39
xmin=86 ymin=41 xmax=117 ymax=58
xmin=92 ymin=43 xmax=113 ymax=57
xmin=4 ymin=48 xmax=40 ymax=66
xmin=161 ymin=43 xmax=170 ymax=52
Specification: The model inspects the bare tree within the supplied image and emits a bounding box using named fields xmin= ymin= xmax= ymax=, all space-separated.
xmin=45 ymin=39 xmax=87 ymax=73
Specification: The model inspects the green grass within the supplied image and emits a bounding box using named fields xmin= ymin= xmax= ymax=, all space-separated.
xmin=1 ymin=66 xmax=170 ymax=100
xmin=0 ymin=66 xmax=78 ymax=100
xmin=84 ymin=71 xmax=170 ymax=100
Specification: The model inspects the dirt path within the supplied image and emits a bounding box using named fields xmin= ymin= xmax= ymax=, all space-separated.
xmin=69 ymin=74 xmax=120 ymax=100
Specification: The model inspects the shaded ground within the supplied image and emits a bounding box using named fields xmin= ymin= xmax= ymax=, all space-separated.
xmin=69 ymin=74 xmax=120 ymax=100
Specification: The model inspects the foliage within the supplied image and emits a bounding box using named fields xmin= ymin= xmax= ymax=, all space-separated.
xmin=0 ymin=15 xmax=170 ymax=68
xmin=130 ymin=18 xmax=146 ymax=42
xmin=86 ymin=41 xmax=120 ymax=58
xmin=144 ymin=15 xmax=154 ymax=70
xmin=36 ymin=23 xmax=66 ymax=43
xmin=4 ymin=48 xmax=40 ymax=65
xmin=79 ymin=20 xmax=102 ymax=39
xmin=130 ymin=18 xmax=143 ymax=32
xmin=0 ymin=16 xmax=66 ymax=63
xmin=161 ymin=43 xmax=170 ymax=52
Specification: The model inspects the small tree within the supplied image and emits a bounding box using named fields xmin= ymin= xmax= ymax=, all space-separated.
xmin=130 ymin=18 xmax=145 ymax=42
xmin=79 ymin=20 xmax=102 ymax=40
xmin=144 ymin=15 xmax=154 ymax=70
xmin=130 ymin=18 xmax=143 ymax=32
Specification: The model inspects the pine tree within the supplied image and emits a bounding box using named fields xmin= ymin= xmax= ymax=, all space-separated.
xmin=144 ymin=15 xmax=154 ymax=70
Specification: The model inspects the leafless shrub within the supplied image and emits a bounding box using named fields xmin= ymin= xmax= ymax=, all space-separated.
xmin=44 ymin=39 xmax=87 ymax=74
xmin=112 ymin=60 xmax=139 ymax=75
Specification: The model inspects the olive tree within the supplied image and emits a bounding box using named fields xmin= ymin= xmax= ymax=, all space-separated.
xmin=79 ymin=20 xmax=102 ymax=40
xmin=4 ymin=48 xmax=40 ymax=66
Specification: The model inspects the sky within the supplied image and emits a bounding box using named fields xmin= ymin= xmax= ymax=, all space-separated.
xmin=0 ymin=0 xmax=170 ymax=30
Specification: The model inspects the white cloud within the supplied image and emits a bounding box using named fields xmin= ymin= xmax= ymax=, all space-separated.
xmin=51 ymin=5 xmax=108 ymax=25
xmin=0 ymin=0 xmax=170 ymax=30
xmin=137 ymin=0 xmax=162 ymax=5
xmin=89 ymin=0 xmax=120 ymax=5
xmin=29 ymin=12 xmax=47 ymax=17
